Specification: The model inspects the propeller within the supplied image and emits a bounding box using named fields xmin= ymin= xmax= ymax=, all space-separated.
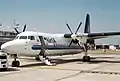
xmin=14 ymin=27 xmax=19 ymax=34
xmin=75 ymin=22 xmax=82 ymax=34
xmin=65 ymin=22 xmax=82 ymax=47
xmin=22 ymin=24 xmax=27 ymax=32
xmin=66 ymin=23 xmax=73 ymax=34
xmin=14 ymin=24 xmax=27 ymax=34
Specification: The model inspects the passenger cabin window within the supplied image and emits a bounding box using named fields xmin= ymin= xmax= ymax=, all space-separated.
xmin=19 ymin=36 xmax=27 ymax=39
xmin=28 ymin=36 xmax=35 ymax=40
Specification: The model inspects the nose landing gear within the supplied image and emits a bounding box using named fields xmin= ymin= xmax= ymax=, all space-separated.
xmin=12 ymin=60 xmax=20 ymax=67
xmin=11 ymin=54 xmax=20 ymax=67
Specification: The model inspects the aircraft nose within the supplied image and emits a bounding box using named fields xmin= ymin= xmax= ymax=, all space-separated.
xmin=1 ymin=40 xmax=25 ymax=54
xmin=1 ymin=42 xmax=11 ymax=53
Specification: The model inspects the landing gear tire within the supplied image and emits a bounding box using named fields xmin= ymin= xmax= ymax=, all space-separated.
xmin=82 ymin=56 xmax=90 ymax=62
xmin=12 ymin=61 xmax=20 ymax=67
xmin=35 ymin=57 xmax=40 ymax=61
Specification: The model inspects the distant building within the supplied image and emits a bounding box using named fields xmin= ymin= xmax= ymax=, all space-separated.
xmin=109 ymin=44 xmax=116 ymax=50
xmin=95 ymin=43 xmax=119 ymax=50
xmin=0 ymin=30 xmax=16 ymax=46
xmin=0 ymin=30 xmax=16 ymax=36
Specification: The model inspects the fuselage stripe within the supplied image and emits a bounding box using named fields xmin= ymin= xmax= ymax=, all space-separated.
xmin=31 ymin=45 xmax=82 ymax=50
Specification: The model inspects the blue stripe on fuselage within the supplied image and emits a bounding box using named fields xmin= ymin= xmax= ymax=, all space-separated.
xmin=31 ymin=45 xmax=82 ymax=50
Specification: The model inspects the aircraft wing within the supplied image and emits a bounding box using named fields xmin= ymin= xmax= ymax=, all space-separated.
xmin=87 ymin=32 xmax=120 ymax=39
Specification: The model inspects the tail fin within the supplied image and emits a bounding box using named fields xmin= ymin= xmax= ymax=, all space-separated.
xmin=84 ymin=14 xmax=90 ymax=33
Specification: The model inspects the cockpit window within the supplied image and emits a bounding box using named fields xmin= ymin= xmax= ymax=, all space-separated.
xmin=19 ymin=36 xmax=27 ymax=39
xmin=15 ymin=36 xmax=19 ymax=39
xmin=28 ymin=36 xmax=35 ymax=40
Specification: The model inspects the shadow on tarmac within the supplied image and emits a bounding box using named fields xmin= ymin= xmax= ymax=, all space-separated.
xmin=20 ymin=63 xmax=46 ymax=68
xmin=88 ymin=56 xmax=120 ymax=64
xmin=19 ymin=56 xmax=120 ymax=68
xmin=0 ymin=67 xmax=19 ymax=72
xmin=89 ymin=60 xmax=120 ymax=64
xmin=19 ymin=59 xmax=81 ymax=68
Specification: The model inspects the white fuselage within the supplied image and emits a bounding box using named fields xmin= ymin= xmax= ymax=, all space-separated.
xmin=1 ymin=31 xmax=88 ymax=57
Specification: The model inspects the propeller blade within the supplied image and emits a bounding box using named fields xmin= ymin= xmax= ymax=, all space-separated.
xmin=14 ymin=28 xmax=19 ymax=34
xmin=68 ymin=40 xmax=73 ymax=47
xmin=66 ymin=23 xmax=73 ymax=34
xmin=23 ymin=24 xmax=26 ymax=32
xmin=75 ymin=22 xmax=82 ymax=34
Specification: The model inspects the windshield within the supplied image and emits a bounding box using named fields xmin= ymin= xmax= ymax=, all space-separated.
xmin=19 ymin=36 xmax=27 ymax=39
xmin=28 ymin=36 xmax=35 ymax=40
xmin=15 ymin=36 xmax=19 ymax=39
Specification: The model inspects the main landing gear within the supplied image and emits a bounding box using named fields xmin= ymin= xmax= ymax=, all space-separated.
xmin=35 ymin=56 xmax=40 ymax=61
xmin=82 ymin=44 xmax=91 ymax=62
xmin=12 ymin=54 xmax=20 ymax=67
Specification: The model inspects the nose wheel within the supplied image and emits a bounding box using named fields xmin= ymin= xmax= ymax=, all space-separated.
xmin=11 ymin=54 xmax=20 ymax=67
xmin=12 ymin=60 xmax=20 ymax=67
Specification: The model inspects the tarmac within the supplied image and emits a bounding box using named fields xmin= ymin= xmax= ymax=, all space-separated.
xmin=0 ymin=50 xmax=120 ymax=81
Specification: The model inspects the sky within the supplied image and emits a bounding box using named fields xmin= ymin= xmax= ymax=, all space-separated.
xmin=0 ymin=0 xmax=120 ymax=44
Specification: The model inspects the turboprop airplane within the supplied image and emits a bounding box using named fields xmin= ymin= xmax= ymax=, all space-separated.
xmin=1 ymin=14 xmax=120 ymax=67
